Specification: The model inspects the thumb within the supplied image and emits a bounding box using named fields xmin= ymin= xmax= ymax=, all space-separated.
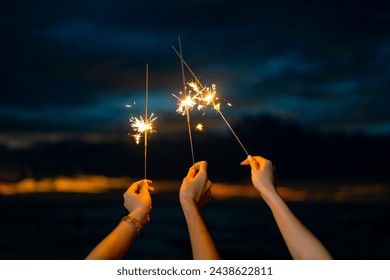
xmin=139 ymin=180 xmax=151 ymax=194
xmin=186 ymin=165 xmax=198 ymax=179
xmin=247 ymin=155 xmax=260 ymax=170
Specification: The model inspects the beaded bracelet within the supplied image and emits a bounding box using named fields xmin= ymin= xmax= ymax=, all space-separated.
xmin=121 ymin=215 xmax=143 ymax=234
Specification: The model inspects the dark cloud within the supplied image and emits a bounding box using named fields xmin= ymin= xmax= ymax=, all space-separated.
xmin=1 ymin=0 xmax=389 ymax=140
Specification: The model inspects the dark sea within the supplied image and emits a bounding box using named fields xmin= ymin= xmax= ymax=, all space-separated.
xmin=0 ymin=185 xmax=389 ymax=260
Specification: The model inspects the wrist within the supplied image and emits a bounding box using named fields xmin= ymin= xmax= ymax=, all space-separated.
xmin=254 ymin=182 xmax=277 ymax=201
xmin=180 ymin=195 xmax=197 ymax=206
xmin=121 ymin=215 xmax=143 ymax=234
xmin=260 ymin=188 xmax=281 ymax=205
xmin=180 ymin=198 xmax=199 ymax=213
xmin=129 ymin=207 xmax=150 ymax=224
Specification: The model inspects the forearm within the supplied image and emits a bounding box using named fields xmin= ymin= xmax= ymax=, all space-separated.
xmin=85 ymin=221 xmax=137 ymax=260
xmin=263 ymin=192 xmax=332 ymax=260
xmin=181 ymin=202 xmax=220 ymax=260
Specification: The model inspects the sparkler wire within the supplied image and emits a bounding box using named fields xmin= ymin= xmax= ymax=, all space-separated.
xmin=178 ymin=36 xmax=195 ymax=164
xmin=144 ymin=64 xmax=148 ymax=179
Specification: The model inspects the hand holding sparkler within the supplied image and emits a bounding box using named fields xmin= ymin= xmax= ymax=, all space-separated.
xmin=240 ymin=155 xmax=333 ymax=260
xmin=123 ymin=179 xmax=154 ymax=226
xmin=179 ymin=161 xmax=220 ymax=260
xmin=85 ymin=179 xmax=154 ymax=260
xmin=180 ymin=161 xmax=212 ymax=208
xmin=240 ymin=155 xmax=276 ymax=200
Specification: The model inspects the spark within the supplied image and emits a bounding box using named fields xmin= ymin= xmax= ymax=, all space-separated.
xmin=133 ymin=133 xmax=142 ymax=144
xmin=172 ymin=93 xmax=198 ymax=116
xmin=127 ymin=65 xmax=156 ymax=180
xmin=188 ymin=82 xmax=221 ymax=112
xmin=176 ymin=36 xmax=196 ymax=164
xmin=195 ymin=123 xmax=204 ymax=131
xmin=198 ymin=84 xmax=249 ymax=156
xmin=129 ymin=113 xmax=157 ymax=144
xmin=172 ymin=43 xmax=250 ymax=157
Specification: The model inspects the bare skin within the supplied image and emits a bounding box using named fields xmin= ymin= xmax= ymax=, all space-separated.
xmin=179 ymin=161 xmax=220 ymax=260
xmin=241 ymin=155 xmax=332 ymax=260
xmin=85 ymin=180 xmax=153 ymax=260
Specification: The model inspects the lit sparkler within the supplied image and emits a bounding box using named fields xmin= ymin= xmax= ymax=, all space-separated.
xmin=128 ymin=64 xmax=157 ymax=179
xmin=173 ymin=36 xmax=197 ymax=164
xmin=130 ymin=114 xmax=157 ymax=144
xmin=172 ymin=46 xmax=249 ymax=156
xmin=172 ymin=92 xmax=198 ymax=115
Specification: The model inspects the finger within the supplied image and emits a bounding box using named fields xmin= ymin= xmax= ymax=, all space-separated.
xmin=205 ymin=179 xmax=212 ymax=192
xmin=196 ymin=161 xmax=208 ymax=174
xmin=272 ymin=165 xmax=277 ymax=186
xmin=203 ymin=188 xmax=212 ymax=200
xmin=192 ymin=162 xmax=207 ymax=181
xmin=130 ymin=179 xmax=151 ymax=194
xmin=206 ymin=189 xmax=212 ymax=200
xmin=141 ymin=179 xmax=153 ymax=188
xmin=187 ymin=160 xmax=207 ymax=178
xmin=135 ymin=180 xmax=147 ymax=194
xmin=186 ymin=165 xmax=198 ymax=179
xmin=240 ymin=158 xmax=249 ymax=165
xmin=253 ymin=156 xmax=273 ymax=171
xmin=143 ymin=179 xmax=153 ymax=185
xmin=128 ymin=181 xmax=141 ymax=193
xmin=199 ymin=188 xmax=212 ymax=207
xmin=248 ymin=155 xmax=260 ymax=170
xmin=144 ymin=180 xmax=155 ymax=192
xmin=139 ymin=181 xmax=151 ymax=194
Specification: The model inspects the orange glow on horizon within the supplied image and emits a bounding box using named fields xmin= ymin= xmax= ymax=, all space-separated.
xmin=0 ymin=177 xmax=388 ymax=202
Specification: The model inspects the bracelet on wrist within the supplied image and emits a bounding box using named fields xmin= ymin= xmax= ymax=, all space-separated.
xmin=120 ymin=215 xmax=143 ymax=234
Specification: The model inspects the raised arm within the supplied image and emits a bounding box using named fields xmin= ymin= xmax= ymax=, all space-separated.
xmin=241 ymin=156 xmax=332 ymax=260
xmin=179 ymin=161 xmax=220 ymax=260
xmin=85 ymin=179 xmax=153 ymax=260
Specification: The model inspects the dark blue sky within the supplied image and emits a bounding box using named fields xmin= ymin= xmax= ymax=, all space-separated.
xmin=1 ymin=0 xmax=389 ymax=150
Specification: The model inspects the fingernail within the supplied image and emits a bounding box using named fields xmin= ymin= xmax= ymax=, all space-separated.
xmin=248 ymin=155 xmax=253 ymax=161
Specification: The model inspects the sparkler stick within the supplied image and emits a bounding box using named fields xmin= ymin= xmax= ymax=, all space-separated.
xmin=144 ymin=64 xmax=149 ymax=179
xmin=129 ymin=64 xmax=157 ymax=180
xmin=172 ymin=47 xmax=249 ymax=156
xmin=178 ymin=36 xmax=195 ymax=164
xmin=213 ymin=101 xmax=249 ymax=156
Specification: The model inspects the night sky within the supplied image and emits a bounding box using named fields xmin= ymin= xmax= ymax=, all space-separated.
xmin=1 ymin=0 xmax=389 ymax=182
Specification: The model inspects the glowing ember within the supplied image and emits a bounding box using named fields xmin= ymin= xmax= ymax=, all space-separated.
xmin=195 ymin=123 xmax=204 ymax=131
xmin=172 ymin=93 xmax=199 ymax=116
xmin=132 ymin=133 xmax=142 ymax=144
xmin=172 ymin=44 xmax=249 ymax=156
xmin=129 ymin=113 xmax=157 ymax=144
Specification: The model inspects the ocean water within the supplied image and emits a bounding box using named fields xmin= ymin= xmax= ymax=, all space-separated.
xmin=0 ymin=184 xmax=389 ymax=260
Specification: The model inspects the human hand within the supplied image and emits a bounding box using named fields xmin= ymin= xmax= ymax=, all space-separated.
xmin=123 ymin=179 xmax=154 ymax=225
xmin=179 ymin=161 xmax=212 ymax=208
xmin=240 ymin=155 xmax=277 ymax=200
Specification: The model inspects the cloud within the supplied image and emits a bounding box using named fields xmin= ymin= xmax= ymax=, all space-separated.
xmin=1 ymin=0 xmax=389 ymax=140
